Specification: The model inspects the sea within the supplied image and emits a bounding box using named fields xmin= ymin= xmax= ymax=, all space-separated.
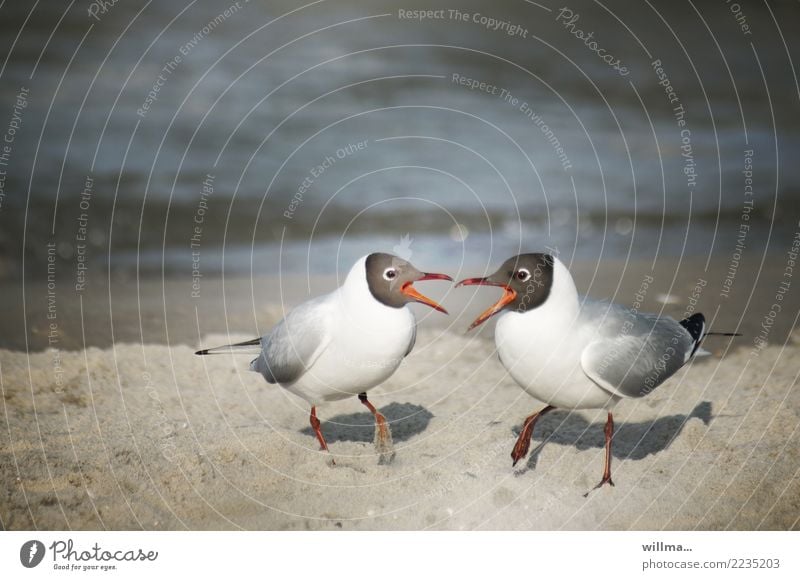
xmin=0 ymin=0 xmax=798 ymax=280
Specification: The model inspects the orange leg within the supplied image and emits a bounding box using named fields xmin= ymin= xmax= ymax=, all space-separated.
xmin=359 ymin=393 xmax=395 ymax=464
xmin=309 ymin=406 xmax=334 ymax=464
xmin=511 ymin=405 xmax=555 ymax=466
xmin=585 ymin=412 xmax=615 ymax=496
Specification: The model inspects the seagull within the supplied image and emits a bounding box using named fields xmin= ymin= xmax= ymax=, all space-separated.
xmin=457 ymin=253 xmax=738 ymax=493
xmin=196 ymin=253 xmax=452 ymax=464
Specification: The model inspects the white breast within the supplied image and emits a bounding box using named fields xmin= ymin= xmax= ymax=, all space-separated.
xmin=287 ymin=258 xmax=416 ymax=405
xmin=494 ymin=259 xmax=617 ymax=410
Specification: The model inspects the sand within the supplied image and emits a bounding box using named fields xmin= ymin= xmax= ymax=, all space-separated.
xmin=2 ymin=263 xmax=799 ymax=530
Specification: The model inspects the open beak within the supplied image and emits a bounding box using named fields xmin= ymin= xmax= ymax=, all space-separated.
xmin=456 ymin=277 xmax=517 ymax=330
xmin=401 ymin=273 xmax=453 ymax=314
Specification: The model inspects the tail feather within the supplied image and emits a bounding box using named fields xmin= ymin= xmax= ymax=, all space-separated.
xmin=195 ymin=337 xmax=262 ymax=356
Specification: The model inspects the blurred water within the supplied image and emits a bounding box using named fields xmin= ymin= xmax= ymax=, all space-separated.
xmin=0 ymin=0 xmax=798 ymax=278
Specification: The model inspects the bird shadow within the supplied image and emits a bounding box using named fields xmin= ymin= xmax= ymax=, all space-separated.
xmin=515 ymin=401 xmax=712 ymax=471
xmin=300 ymin=402 xmax=434 ymax=444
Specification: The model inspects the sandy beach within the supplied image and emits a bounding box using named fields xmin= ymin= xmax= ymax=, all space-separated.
xmin=2 ymin=258 xmax=799 ymax=530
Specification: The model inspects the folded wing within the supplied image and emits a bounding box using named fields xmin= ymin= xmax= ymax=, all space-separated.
xmin=580 ymin=305 xmax=697 ymax=398
xmin=250 ymin=295 xmax=334 ymax=384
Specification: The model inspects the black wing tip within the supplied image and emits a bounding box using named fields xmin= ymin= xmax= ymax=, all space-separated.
xmin=195 ymin=349 xmax=209 ymax=355
xmin=679 ymin=313 xmax=705 ymax=358
xmin=680 ymin=314 xmax=742 ymax=359
xmin=679 ymin=313 xmax=705 ymax=342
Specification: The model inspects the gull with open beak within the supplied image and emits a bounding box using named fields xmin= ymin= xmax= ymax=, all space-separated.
xmin=196 ymin=253 xmax=452 ymax=464
xmin=458 ymin=253 xmax=737 ymax=493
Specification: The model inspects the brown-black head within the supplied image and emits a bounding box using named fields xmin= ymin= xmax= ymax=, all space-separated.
xmin=456 ymin=253 xmax=555 ymax=329
xmin=365 ymin=252 xmax=453 ymax=314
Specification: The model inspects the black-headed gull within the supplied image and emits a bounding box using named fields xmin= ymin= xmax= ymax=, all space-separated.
xmin=197 ymin=253 xmax=452 ymax=464
xmin=458 ymin=253 xmax=737 ymax=493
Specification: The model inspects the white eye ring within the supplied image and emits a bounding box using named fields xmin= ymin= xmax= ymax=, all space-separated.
xmin=516 ymin=268 xmax=531 ymax=281
xmin=383 ymin=268 xmax=398 ymax=281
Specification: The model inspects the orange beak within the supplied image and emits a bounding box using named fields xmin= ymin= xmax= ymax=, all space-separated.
xmin=401 ymin=273 xmax=453 ymax=314
xmin=456 ymin=277 xmax=517 ymax=330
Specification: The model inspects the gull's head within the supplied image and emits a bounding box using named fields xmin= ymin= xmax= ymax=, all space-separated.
xmin=456 ymin=253 xmax=556 ymax=330
xmin=364 ymin=252 xmax=453 ymax=314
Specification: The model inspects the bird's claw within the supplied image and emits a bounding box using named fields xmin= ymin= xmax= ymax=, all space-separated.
xmin=374 ymin=416 xmax=395 ymax=465
xmin=511 ymin=446 xmax=528 ymax=467
xmin=583 ymin=476 xmax=614 ymax=497
xmin=511 ymin=426 xmax=533 ymax=466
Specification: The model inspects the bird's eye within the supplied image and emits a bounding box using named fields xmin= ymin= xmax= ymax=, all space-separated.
xmin=516 ymin=268 xmax=530 ymax=281
xmin=383 ymin=268 xmax=397 ymax=281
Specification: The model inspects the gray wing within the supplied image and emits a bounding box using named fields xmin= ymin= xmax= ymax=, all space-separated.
xmin=250 ymin=294 xmax=333 ymax=384
xmin=579 ymin=301 xmax=695 ymax=398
